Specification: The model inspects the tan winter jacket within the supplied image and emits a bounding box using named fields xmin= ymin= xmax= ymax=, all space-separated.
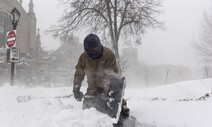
xmin=73 ymin=47 xmax=119 ymax=95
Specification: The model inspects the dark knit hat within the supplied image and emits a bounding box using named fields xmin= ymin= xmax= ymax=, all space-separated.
xmin=84 ymin=34 xmax=103 ymax=60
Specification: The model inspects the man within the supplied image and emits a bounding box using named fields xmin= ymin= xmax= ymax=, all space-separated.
xmin=73 ymin=34 xmax=129 ymax=117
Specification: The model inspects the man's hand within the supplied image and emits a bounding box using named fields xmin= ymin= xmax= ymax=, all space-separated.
xmin=73 ymin=91 xmax=84 ymax=101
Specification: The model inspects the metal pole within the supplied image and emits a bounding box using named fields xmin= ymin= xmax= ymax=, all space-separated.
xmin=8 ymin=7 xmax=20 ymax=86
xmin=10 ymin=25 xmax=16 ymax=86
xmin=11 ymin=62 xmax=15 ymax=86
xmin=10 ymin=11 xmax=18 ymax=86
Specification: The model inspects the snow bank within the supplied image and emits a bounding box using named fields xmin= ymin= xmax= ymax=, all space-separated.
xmin=1 ymin=78 xmax=212 ymax=127
xmin=0 ymin=84 xmax=113 ymax=127
xmin=125 ymin=78 xmax=212 ymax=127
xmin=125 ymin=78 xmax=212 ymax=100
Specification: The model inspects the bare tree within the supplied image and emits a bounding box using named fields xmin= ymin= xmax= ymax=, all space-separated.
xmin=194 ymin=10 xmax=212 ymax=77
xmin=49 ymin=0 xmax=164 ymax=74
xmin=195 ymin=11 xmax=212 ymax=58
xmin=120 ymin=56 xmax=129 ymax=73
xmin=202 ymin=62 xmax=212 ymax=78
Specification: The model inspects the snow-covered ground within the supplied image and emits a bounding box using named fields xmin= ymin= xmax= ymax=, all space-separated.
xmin=1 ymin=78 xmax=212 ymax=127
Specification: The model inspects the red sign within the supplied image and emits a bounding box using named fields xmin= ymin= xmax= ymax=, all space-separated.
xmin=6 ymin=30 xmax=16 ymax=48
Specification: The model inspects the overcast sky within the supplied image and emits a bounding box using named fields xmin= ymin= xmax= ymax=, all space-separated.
xmin=22 ymin=0 xmax=212 ymax=68
xmin=140 ymin=0 xmax=212 ymax=68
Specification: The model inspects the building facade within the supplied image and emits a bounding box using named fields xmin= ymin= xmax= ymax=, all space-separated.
xmin=0 ymin=0 xmax=95 ymax=86
xmin=49 ymin=36 xmax=83 ymax=86
xmin=0 ymin=0 xmax=43 ymax=85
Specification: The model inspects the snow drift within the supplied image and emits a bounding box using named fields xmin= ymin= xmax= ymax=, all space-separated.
xmin=0 ymin=78 xmax=212 ymax=127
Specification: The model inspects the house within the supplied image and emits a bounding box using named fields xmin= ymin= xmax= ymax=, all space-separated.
xmin=48 ymin=36 xmax=83 ymax=86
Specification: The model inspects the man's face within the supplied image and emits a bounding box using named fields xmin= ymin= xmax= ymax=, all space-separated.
xmin=85 ymin=44 xmax=103 ymax=60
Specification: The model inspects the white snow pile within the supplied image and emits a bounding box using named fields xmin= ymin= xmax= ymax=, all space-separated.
xmin=126 ymin=78 xmax=212 ymax=127
xmin=0 ymin=78 xmax=212 ymax=127
xmin=0 ymin=84 xmax=113 ymax=127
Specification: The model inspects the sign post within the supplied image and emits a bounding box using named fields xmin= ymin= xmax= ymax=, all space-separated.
xmin=6 ymin=30 xmax=19 ymax=86
xmin=7 ymin=7 xmax=20 ymax=86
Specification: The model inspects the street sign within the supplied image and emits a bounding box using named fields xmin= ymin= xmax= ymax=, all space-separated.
xmin=7 ymin=48 xmax=19 ymax=63
xmin=6 ymin=30 xmax=16 ymax=49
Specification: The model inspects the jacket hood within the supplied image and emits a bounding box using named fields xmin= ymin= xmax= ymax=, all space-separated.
xmin=84 ymin=34 xmax=103 ymax=60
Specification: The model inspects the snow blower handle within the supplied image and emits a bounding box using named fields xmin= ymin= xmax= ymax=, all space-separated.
xmin=83 ymin=87 xmax=110 ymax=101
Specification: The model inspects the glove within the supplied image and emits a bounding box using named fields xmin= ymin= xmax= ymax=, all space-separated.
xmin=73 ymin=91 xmax=84 ymax=101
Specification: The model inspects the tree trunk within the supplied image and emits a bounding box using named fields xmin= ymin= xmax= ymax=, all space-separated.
xmin=113 ymin=41 xmax=122 ymax=77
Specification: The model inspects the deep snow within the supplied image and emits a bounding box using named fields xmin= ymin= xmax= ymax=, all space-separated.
xmin=1 ymin=78 xmax=212 ymax=127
